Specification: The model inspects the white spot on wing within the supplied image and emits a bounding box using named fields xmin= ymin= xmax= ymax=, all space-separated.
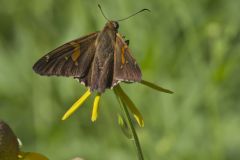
xmin=111 ymin=80 xmax=122 ymax=89
xmin=74 ymin=77 xmax=86 ymax=86
xmin=45 ymin=55 xmax=50 ymax=62
xmin=111 ymin=79 xmax=136 ymax=89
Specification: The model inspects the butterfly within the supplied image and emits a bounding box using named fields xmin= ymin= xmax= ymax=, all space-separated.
xmin=33 ymin=6 xmax=150 ymax=93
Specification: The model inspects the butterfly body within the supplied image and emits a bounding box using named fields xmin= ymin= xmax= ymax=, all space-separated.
xmin=33 ymin=21 xmax=142 ymax=93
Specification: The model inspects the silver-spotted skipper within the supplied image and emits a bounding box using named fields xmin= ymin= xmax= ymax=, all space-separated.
xmin=33 ymin=5 xmax=150 ymax=93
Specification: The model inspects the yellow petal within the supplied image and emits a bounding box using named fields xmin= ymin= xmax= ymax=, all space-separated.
xmin=18 ymin=152 xmax=49 ymax=160
xmin=114 ymin=85 xmax=144 ymax=127
xmin=140 ymin=80 xmax=174 ymax=94
xmin=62 ymin=89 xmax=91 ymax=120
xmin=91 ymin=93 xmax=101 ymax=122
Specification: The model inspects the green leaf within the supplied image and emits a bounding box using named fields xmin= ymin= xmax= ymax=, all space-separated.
xmin=114 ymin=85 xmax=144 ymax=127
xmin=140 ymin=80 xmax=174 ymax=94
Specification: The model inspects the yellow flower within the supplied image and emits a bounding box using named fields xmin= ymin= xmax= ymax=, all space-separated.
xmin=62 ymin=80 xmax=173 ymax=127
xmin=18 ymin=152 xmax=49 ymax=160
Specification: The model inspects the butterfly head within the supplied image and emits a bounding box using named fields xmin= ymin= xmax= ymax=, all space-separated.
xmin=106 ymin=21 xmax=119 ymax=30
xmin=98 ymin=4 xmax=149 ymax=32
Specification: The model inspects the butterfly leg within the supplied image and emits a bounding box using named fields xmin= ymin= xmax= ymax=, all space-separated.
xmin=121 ymin=35 xmax=130 ymax=46
xmin=125 ymin=40 xmax=130 ymax=46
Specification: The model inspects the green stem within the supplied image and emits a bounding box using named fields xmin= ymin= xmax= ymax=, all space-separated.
xmin=120 ymin=97 xmax=144 ymax=160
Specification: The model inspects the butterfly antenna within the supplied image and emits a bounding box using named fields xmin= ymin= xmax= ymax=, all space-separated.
xmin=116 ymin=8 xmax=151 ymax=22
xmin=98 ymin=4 xmax=110 ymax=21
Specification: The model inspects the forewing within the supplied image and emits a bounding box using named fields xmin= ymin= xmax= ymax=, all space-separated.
xmin=113 ymin=33 xmax=142 ymax=86
xmin=33 ymin=32 xmax=99 ymax=77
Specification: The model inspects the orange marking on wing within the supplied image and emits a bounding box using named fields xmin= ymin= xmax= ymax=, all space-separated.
xmin=114 ymin=42 xmax=117 ymax=65
xmin=70 ymin=42 xmax=80 ymax=62
xmin=121 ymin=46 xmax=125 ymax=64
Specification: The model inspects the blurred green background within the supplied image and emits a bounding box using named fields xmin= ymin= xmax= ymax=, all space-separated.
xmin=1 ymin=0 xmax=240 ymax=159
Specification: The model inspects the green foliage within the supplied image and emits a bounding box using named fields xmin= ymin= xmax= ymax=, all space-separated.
xmin=0 ymin=0 xmax=240 ymax=159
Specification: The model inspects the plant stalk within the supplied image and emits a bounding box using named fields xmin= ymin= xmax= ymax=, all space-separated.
xmin=120 ymin=98 xmax=144 ymax=160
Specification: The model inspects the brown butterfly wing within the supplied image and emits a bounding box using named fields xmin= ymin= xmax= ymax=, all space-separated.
xmin=112 ymin=33 xmax=142 ymax=86
xmin=33 ymin=32 xmax=99 ymax=78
